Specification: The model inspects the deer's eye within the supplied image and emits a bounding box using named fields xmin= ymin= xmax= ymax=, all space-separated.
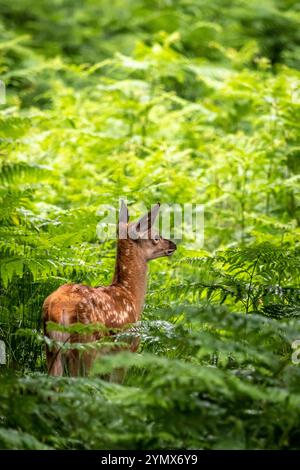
xmin=153 ymin=234 xmax=160 ymax=244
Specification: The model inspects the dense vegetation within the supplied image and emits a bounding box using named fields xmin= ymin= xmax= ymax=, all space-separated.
xmin=1 ymin=0 xmax=300 ymax=450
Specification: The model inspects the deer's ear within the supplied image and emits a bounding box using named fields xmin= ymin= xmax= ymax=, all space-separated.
xmin=135 ymin=203 xmax=160 ymax=233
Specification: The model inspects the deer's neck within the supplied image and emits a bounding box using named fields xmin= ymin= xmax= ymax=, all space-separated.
xmin=111 ymin=240 xmax=148 ymax=319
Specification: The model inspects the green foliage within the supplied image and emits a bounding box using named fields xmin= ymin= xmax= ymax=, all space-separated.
xmin=2 ymin=306 xmax=300 ymax=449
xmin=0 ymin=0 xmax=300 ymax=450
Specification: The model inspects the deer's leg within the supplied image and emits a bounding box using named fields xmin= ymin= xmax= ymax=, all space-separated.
xmin=66 ymin=334 xmax=98 ymax=376
xmin=66 ymin=349 xmax=81 ymax=376
xmin=130 ymin=337 xmax=140 ymax=353
xmin=108 ymin=336 xmax=140 ymax=383
xmin=80 ymin=350 xmax=98 ymax=376
xmin=46 ymin=346 xmax=63 ymax=376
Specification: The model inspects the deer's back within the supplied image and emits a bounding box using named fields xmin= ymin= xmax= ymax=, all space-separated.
xmin=43 ymin=283 xmax=136 ymax=329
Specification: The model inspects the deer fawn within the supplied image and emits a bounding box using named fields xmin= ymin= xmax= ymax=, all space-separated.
xmin=43 ymin=202 xmax=176 ymax=376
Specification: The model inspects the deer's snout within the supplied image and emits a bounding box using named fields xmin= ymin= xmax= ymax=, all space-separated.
xmin=166 ymin=240 xmax=177 ymax=256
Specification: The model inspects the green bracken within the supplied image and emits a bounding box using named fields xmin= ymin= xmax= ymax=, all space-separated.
xmin=0 ymin=0 xmax=300 ymax=450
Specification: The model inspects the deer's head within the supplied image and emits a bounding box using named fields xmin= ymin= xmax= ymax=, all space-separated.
xmin=118 ymin=201 xmax=176 ymax=261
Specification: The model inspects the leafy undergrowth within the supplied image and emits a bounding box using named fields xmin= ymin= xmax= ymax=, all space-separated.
xmin=0 ymin=0 xmax=300 ymax=449
xmin=2 ymin=305 xmax=300 ymax=449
